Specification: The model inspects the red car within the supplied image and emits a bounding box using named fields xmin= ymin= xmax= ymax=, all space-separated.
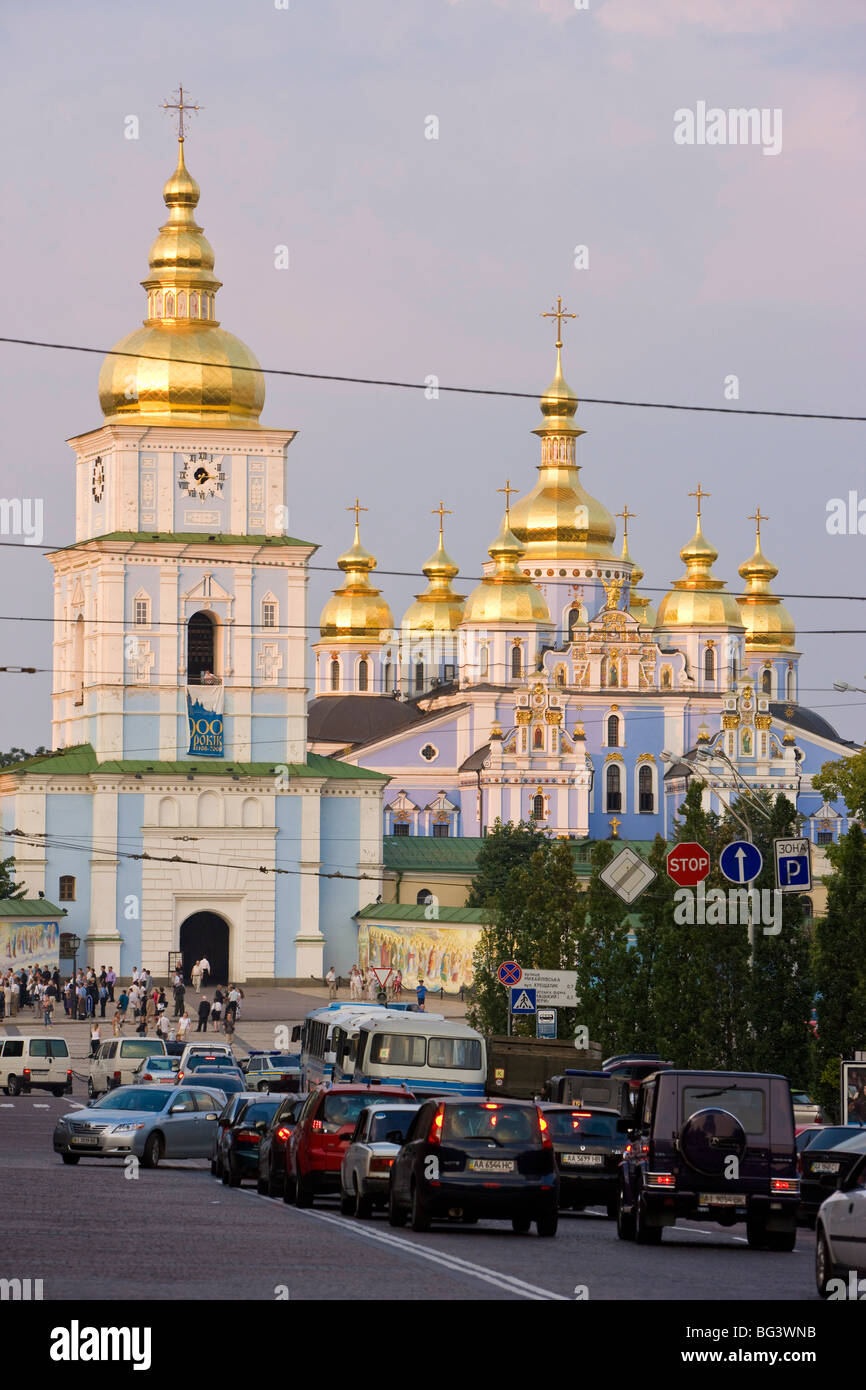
xmin=284 ymin=1084 xmax=415 ymax=1208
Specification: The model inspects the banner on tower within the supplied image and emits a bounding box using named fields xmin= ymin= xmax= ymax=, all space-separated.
xmin=186 ymin=682 xmax=224 ymax=758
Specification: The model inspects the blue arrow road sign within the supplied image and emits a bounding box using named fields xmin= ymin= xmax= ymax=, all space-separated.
xmin=720 ymin=840 xmax=763 ymax=884
xmin=510 ymin=987 xmax=537 ymax=1014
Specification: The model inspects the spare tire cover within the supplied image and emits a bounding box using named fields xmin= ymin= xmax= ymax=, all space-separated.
xmin=678 ymin=1107 xmax=747 ymax=1177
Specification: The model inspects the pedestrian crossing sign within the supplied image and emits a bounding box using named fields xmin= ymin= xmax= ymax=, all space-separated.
xmin=510 ymin=987 xmax=537 ymax=1014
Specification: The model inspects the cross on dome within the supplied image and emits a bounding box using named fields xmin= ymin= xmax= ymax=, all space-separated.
xmin=541 ymin=295 xmax=577 ymax=350
xmin=688 ymin=483 xmax=710 ymax=519
xmin=160 ymin=85 xmax=203 ymax=142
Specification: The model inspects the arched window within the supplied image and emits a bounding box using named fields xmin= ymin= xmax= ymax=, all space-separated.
xmin=383 ymin=662 xmax=392 ymax=692
xmin=261 ymin=600 xmax=277 ymax=629
xmin=58 ymin=875 xmax=76 ymax=902
xmin=532 ymin=793 xmax=545 ymax=820
xmin=568 ymin=609 xmax=581 ymax=642
xmin=165 ymin=291 xmax=175 ymax=316
xmin=786 ymin=668 xmax=795 ymax=700
xmin=330 ymin=659 xmax=340 ymax=691
xmin=704 ymin=647 xmax=715 ymax=681
xmin=156 ymin=291 xmax=163 ymax=317
xmin=511 ymin=645 xmax=522 ymax=679
xmin=480 ymin=646 xmax=489 ymax=678
xmin=177 ymin=291 xmax=187 ymax=317
xmin=661 ymin=667 xmax=672 ymax=690
xmin=533 ymin=726 xmax=544 ymax=749
xmin=416 ymin=889 xmax=434 ymax=906
xmin=158 ymin=796 xmax=179 ymax=827
xmin=190 ymin=292 xmax=199 ymax=318
xmin=607 ymin=715 xmax=620 ymax=747
xmin=639 ymin=764 xmax=654 ymax=813
xmin=606 ymin=764 xmax=621 ymax=811
xmin=731 ymin=655 xmax=738 ymax=681
xmin=414 ymin=661 xmax=424 ymax=693
xmin=73 ymin=614 xmax=85 ymax=705
xmin=358 ymin=659 xmax=369 ymax=692
xmin=197 ymin=790 xmax=223 ymax=828
xmin=608 ymin=661 xmax=619 ymax=688
xmin=555 ymin=665 xmax=565 ymax=688
xmin=187 ymin=611 xmax=215 ymax=682
xmin=761 ymin=668 xmax=772 ymax=695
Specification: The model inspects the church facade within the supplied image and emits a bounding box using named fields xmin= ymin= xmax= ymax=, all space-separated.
xmin=0 ymin=137 xmax=385 ymax=982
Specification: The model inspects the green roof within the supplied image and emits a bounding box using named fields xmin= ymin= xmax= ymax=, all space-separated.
xmin=1 ymin=745 xmax=386 ymax=782
xmin=0 ymin=898 xmax=65 ymax=918
xmin=50 ymin=531 xmax=316 ymax=552
xmin=382 ymin=835 xmax=661 ymax=875
xmin=356 ymin=902 xmax=488 ymax=925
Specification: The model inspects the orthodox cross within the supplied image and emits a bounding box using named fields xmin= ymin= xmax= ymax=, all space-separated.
xmin=347 ymin=498 xmax=368 ymax=528
xmin=608 ymin=816 xmax=622 ymax=839
xmin=541 ymin=295 xmax=577 ymax=349
xmin=432 ymin=500 xmax=452 ymax=541
xmin=160 ymin=86 xmax=202 ymax=142
xmin=616 ymin=504 xmax=635 ymax=544
xmin=497 ymin=479 xmax=518 ymax=518
xmin=748 ymin=507 xmax=769 ymax=541
xmin=688 ymin=483 xmax=710 ymax=520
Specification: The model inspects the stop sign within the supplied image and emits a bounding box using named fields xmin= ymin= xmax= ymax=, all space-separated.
xmin=666 ymin=842 xmax=710 ymax=887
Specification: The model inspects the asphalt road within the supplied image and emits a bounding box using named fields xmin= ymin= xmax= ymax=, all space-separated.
xmin=0 ymin=1096 xmax=819 ymax=1302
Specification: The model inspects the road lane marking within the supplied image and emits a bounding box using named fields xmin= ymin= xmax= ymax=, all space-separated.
xmin=239 ymin=1194 xmax=566 ymax=1300
xmin=0 ymin=1103 xmax=13 ymax=1108
xmin=33 ymin=1104 xmax=50 ymax=1109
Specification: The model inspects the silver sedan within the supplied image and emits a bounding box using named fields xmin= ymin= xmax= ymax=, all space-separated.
xmin=340 ymin=1103 xmax=419 ymax=1218
xmin=53 ymin=1084 xmax=226 ymax=1168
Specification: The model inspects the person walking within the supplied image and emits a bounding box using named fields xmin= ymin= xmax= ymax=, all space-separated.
xmin=177 ymin=1010 xmax=191 ymax=1043
xmin=199 ymin=955 xmax=211 ymax=988
xmin=42 ymin=985 xmax=54 ymax=1028
xmin=98 ymin=978 xmax=108 ymax=1018
xmin=393 ymin=970 xmax=403 ymax=1000
xmin=90 ymin=1022 xmax=101 ymax=1058
xmin=145 ymin=993 xmax=157 ymax=1035
xmin=191 ymin=960 xmax=203 ymax=994
xmin=415 ymin=978 xmax=427 ymax=1012
xmin=211 ymin=989 xmax=223 ymax=1033
xmin=173 ymin=981 xmax=185 ymax=1019
xmin=196 ymin=996 xmax=210 ymax=1032
xmin=325 ymin=965 xmax=337 ymax=1000
xmin=106 ymin=966 xmax=116 ymax=1003
xmin=112 ymin=1007 xmax=124 ymax=1037
xmin=226 ymin=985 xmax=241 ymax=1025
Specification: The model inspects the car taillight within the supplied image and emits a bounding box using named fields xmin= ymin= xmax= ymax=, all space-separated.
xmin=23 ymin=1068 xmax=30 ymax=1078
xmin=646 ymin=1172 xmax=675 ymax=1187
xmin=311 ymin=1119 xmax=323 ymax=1132
xmin=66 ymin=1071 xmax=72 ymax=1081
xmin=770 ymin=1177 xmax=798 ymax=1194
xmin=276 ymin=1127 xmax=291 ymax=1142
xmin=113 ymin=1071 xmax=121 ymax=1082
xmin=428 ymin=1104 xmax=445 ymax=1144
xmin=537 ymin=1108 xmax=553 ymax=1150
xmin=370 ymin=1156 xmax=394 ymax=1172
xmin=236 ymin=1130 xmax=260 ymax=1144
xmin=178 ymin=1072 xmax=185 ymax=1082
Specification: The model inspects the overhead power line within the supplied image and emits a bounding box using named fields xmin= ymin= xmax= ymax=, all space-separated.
xmin=0 ymin=335 xmax=863 ymax=422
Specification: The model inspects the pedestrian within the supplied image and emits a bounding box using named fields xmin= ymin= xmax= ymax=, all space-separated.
xmin=117 ymin=988 xmax=129 ymax=1018
xmin=106 ymin=966 xmax=116 ymax=1002
xmin=349 ymin=965 xmax=361 ymax=1001
xmin=173 ymin=982 xmax=185 ymax=1018
xmin=157 ymin=988 xmax=167 ymax=1017
xmin=90 ymin=1022 xmax=101 ymax=1057
xmin=393 ymin=970 xmax=403 ymax=1000
xmin=43 ymin=986 xmax=54 ymax=1028
xmin=178 ymin=1010 xmax=191 ymax=1042
xmin=98 ymin=978 xmax=108 ymax=1018
xmin=416 ymin=978 xmax=427 ymax=1012
xmin=191 ymin=960 xmax=203 ymax=993
xmin=157 ymin=1012 xmax=170 ymax=1040
xmin=325 ymin=965 xmax=337 ymax=1000
xmin=112 ymin=1007 xmax=124 ymax=1037
xmin=145 ymin=994 xmax=157 ymax=1034
xmin=196 ymin=996 xmax=210 ymax=1032
xmin=223 ymin=1010 xmax=235 ymax=1042
xmin=211 ymin=990 xmax=223 ymax=1033
xmin=199 ymin=955 xmax=211 ymax=988
xmin=226 ymin=985 xmax=241 ymax=1024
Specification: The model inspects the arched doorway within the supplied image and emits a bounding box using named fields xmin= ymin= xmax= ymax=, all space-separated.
xmin=179 ymin=911 xmax=230 ymax=986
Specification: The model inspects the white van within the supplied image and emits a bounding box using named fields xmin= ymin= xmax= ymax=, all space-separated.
xmin=178 ymin=1042 xmax=235 ymax=1072
xmin=88 ymin=1037 xmax=168 ymax=1097
xmin=0 ymin=1035 xmax=72 ymax=1096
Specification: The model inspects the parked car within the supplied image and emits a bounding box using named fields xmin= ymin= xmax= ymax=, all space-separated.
xmin=340 ymin=1103 xmax=419 ymax=1217
xmin=53 ymin=1085 xmax=225 ymax=1166
xmin=133 ymin=1055 xmax=180 ymax=1085
xmin=799 ymin=1127 xmax=866 ymax=1225
xmin=241 ymin=1051 xmax=301 ymax=1093
xmin=388 ymin=1098 xmax=559 ymax=1235
xmin=1 ymin=1035 xmax=71 ymax=1097
xmin=815 ymin=1152 xmax=866 ymax=1297
xmin=221 ymin=1097 xmax=282 ymax=1186
xmin=177 ymin=1053 xmax=242 ymax=1084
xmin=177 ymin=1042 xmax=235 ymax=1072
xmin=257 ymin=1093 xmax=307 ymax=1197
xmin=540 ymin=1103 xmax=630 ymax=1217
xmin=618 ymin=1069 xmax=799 ymax=1249
xmin=285 ymin=1083 xmax=416 ymax=1207
xmin=791 ymin=1091 xmax=823 ymax=1126
xmin=211 ymin=1092 xmax=261 ymax=1178
xmin=89 ymin=1038 xmax=167 ymax=1097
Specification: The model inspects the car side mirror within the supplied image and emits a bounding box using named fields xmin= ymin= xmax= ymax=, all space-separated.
xmin=206 ymin=1112 xmax=218 ymax=1121
xmin=169 ymin=1104 xmax=188 ymax=1114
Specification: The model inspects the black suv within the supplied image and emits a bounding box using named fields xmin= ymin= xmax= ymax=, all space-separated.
xmin=617 ymin=1069 xmax=799 ymax=1250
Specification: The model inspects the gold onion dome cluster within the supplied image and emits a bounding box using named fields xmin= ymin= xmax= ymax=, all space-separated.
xmin=402 ymin=529 xmax=466 ymax=633
xmin=319 ymin=521 xmax=394 ymax=642
xmin=507 ymin=347 xmax=617 ymax=561
xmin=462 ymin=514 xmax=551 ymax=625
xmin=655 ymin=514 xmax=745 ymax=629
xmin=98 ymin=141 xmax=265 ymax=426
xmin=737 ymin=529 xmax=796 ymax=650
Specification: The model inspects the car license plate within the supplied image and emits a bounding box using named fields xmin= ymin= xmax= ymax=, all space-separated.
xmin=562 ymin=1153 xmax=603 ymax=1167
xmin=468 ymin=1159 xmax=514 ymax=1173
xmin=811 ymin=1162 xmax=840 ymax=1174
xmin=71 ymin=1137 xmax=100 ymax=1147
xmin=699 ymin=1193 xmax=741 ymax=1206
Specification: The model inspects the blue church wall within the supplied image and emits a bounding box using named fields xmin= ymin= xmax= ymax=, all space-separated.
xmin=45 ymin=793 xmax=93 ymax=940
xmin=274 ymin=795 xmax=303 ymax=977
xmin=124 ymin=713 xmax=161 ymax=761
xmin=116 ymin=792 xmax=144 ymax=975
xmin=318 ymin=797 xmax=363 ymax=974
xmin=250 ymin=715 xmax=285 ymax=762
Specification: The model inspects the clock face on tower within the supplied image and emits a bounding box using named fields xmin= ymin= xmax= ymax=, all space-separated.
xmin=178 ymin=451 xmax=226 ymax=501
xmin=91 ymin=457 xmax=105 ymax=502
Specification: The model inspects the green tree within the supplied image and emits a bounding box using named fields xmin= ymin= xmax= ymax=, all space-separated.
xmin=573 ymin=841 xmax=637 ymax=1056
xmin=0 ymin=747 xmax=48 ymax=769
xmin=812 ymin=749 xmax=866 ymax=821
xmin=811 ymin=823 xmax=866 ymax=1118
xmin=0 ymin=856 xmax=26 ymax=901
xmin=629 ymin=835 xmax=678 ymax=1052
xmin=465 ymin=819 xmax=547 ymax=909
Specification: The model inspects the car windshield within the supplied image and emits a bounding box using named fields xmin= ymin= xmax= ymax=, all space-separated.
xmin=195 ymin=1075 xmax=243 ymax=1094
xmin=826 ymin=1129 xmax=866 ymax=1152
xmin=91 ymin=1088 xmax=169 ymax=1113
xmin=238 ymin=1100 xmax=280 ymax=1126
xmin=322 ymin=1093 xmax=405 ymax=1131
xmin=368 ymin=1109 xmax=417 ymax=1143
xmin=142 ymin=1057 xmax=176 ymax=1071
xmin=682 ymin=1086 xmax=766 ymax=1136
xmin=120 ymin=1041 xmax=165 ymax=1058
xmin=443 ymin=1104 xmax=539 ymax=1147
xmin=546 ymin=1110 xmax=620 ymax=1142
xmin=791 ymin=1092 xmax=813 ymax=1104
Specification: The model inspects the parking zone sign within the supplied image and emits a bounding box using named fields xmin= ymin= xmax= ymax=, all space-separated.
xmin=774 ymin=837 xmax=812 ymax=893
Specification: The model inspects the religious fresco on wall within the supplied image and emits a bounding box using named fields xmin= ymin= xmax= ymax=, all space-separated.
xmin=358 ymin=920 xmax=479 ymax=994
xmin=0 ymin=918 xmax=60 ymax=970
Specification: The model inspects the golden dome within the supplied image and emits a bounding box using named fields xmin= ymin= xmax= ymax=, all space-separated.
xmin=737 ymin=516 xmax=796 ymax=650
xmin=402 ymin=509 xmax=465 ymax=633
xmin=507 ymin=345 xmax=616 ymax=560
xmin=655 ymin=498 xmax=744 ymax=630
xmin=462 ymin=510 xmax=552 ymax=626
xmin=319 ymin=512 xmax=394 ymax=643
xmin=98 ymin=140 xmax=265 ymax=427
